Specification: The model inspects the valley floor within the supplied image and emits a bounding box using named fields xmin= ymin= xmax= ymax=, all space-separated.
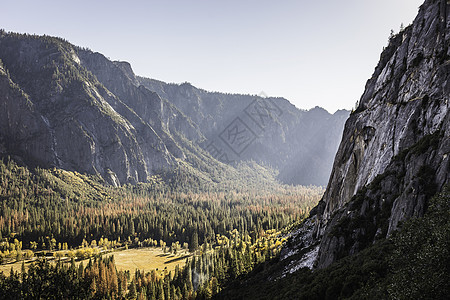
xmin=0 ymin=246 xmax=189 ymax=276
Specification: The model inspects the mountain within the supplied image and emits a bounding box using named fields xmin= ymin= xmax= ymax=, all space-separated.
xmin=137 ymin=78 xmax=349 ymax=186
xmin=281 ymin=0 xmax=449 ymax=270
xmin=0 ymin=30 xmax=348 ymax=187
xmin=0 ymin=32 xmax=183 ymax=186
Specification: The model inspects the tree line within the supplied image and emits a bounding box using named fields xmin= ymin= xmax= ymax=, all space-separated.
xmin=0 ymin=157 xmax=321 ymax=254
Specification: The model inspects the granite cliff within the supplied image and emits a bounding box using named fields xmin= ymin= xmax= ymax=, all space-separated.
xmin=0 ymin=33 xmax=181 ymax=185
xmin=282 ymin=0 xmax=449 ymax=271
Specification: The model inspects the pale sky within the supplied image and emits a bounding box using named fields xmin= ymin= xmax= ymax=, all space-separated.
xmin=2 ymin=0 xmax=423 ymax=113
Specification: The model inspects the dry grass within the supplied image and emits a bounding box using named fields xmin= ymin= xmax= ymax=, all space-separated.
xmin=105 ymin=247 xmax=190 ymax=275
xmin=0 ymin=247 xmax=190 ymax=276
xmin=0 ymin=258 xmax=37 ymax=274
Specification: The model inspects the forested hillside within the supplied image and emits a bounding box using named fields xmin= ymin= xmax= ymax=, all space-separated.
xmin=0 ymin=156 xmax=322 ymax=299
xmin=0 ymin=157 xmax=321 ymax=251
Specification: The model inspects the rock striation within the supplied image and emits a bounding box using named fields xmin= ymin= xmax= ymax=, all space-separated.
xmin=0 ymin=33 xmax=180 ymax=185
xmin=312 ymin=0 xmax=449 ymax=268
xmin=279 ymin=0 xmax=449 ymax=272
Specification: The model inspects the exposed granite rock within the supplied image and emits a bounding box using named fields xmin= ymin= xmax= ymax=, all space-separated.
xmin=0 ymin=59 xmax=53 ymax=165
xmin=314 ymin=0 xmax=449 ymax=268
xmin=77 ymin=51 xmax=202 ymax=144
xmin=281 ymin=0 xmax=449 ymax=274
xmin=0 ymin=33 xmax=177 ymax=185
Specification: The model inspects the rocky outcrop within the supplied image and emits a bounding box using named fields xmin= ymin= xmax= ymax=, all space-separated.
xmin=0 ymin=59 xmax=53 ymax=166
xmin=313 ymin=0 xmax=449 ymax=268
xmin=0 ymin=33 xmax=177 ymax=185
xmin=77 ymin=52 xmax=203 ymax=144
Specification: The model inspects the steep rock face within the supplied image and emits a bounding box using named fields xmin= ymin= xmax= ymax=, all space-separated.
xmin=314 ymin=0 xmax=449 ymax=268
xmin=0 ymin=60 xmax=53 ymax=165
xmin=0 ymin=33 xmax=178 ymax=185
xmin=77 ymin=52 xmax=202 ymax=144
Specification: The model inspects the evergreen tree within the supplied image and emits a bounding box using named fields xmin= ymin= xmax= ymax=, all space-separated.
xmin=190 ymin=232 xmax=199 ymax=252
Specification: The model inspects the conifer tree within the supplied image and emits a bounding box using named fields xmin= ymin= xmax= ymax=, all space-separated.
xmin=190 ymin=232 xmax=199 ymax=252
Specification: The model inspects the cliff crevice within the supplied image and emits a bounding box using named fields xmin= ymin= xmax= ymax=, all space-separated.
xmin=314 ymin=0 xmax=449 ymax=268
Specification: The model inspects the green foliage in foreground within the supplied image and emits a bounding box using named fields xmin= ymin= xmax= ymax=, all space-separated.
xmin=215 ymin=186 xmax=450 ymax=300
